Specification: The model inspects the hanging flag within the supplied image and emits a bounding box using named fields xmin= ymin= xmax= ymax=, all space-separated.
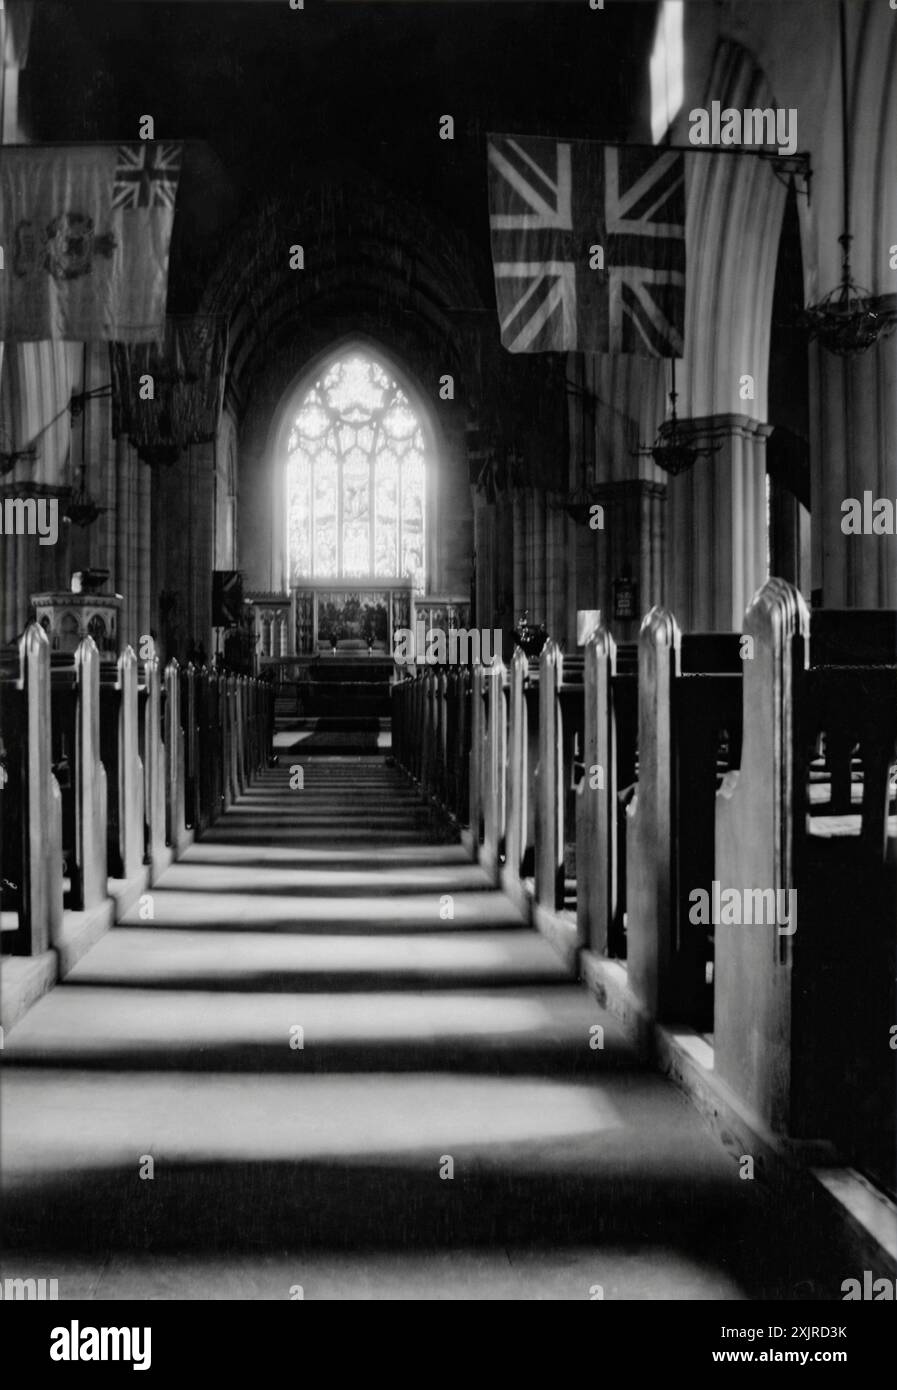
xmin=0 ymin=143 xmax=182 ymax=343
xmin=109 ymin=315 xmax=228 ymax=459
xmin=1 ymin=1 xmax=34 ymax=68
xmin=487 ymin=134 xmax=685 ymax=357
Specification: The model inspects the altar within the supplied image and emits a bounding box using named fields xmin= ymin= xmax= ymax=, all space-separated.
xmin=291 ymin=582 xmax=413 ymax=655
xmin=246 ymin=583 xmax=471 ymax=669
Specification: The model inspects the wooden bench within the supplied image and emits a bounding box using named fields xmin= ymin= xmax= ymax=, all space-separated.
xmin=716 ymin=579 xmax=896 ymax=1188
xmin=505 ymin=649 xmax=540 ymax=900
xmin=99 ymin=646 xmax=145 ymax=881
xmin=624 ymin=615 xmax=743 ymax=1030
xmin=49 ymin=640 xmax=107 ymax=912
xmin=533 ymin=643 xmax=585 ymax=913
xmin=0 ymin=625 xmax=63 ymax=955
xmin=576 ymin=625 xmax=637 ymax=959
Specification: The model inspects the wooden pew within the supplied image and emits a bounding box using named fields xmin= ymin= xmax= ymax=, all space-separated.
xmin=0 ymin=624 xmax=64 ymax=955
xmin=479 ymin=660 xmax=507 ymax=883
xmin=258 ymin=674 xmax=274 ymax=774
xmin=196 ymin=667 xmax=217 ymax=831
xmin=164 ymin=659 xmax=189 ymax=853
xmin=1 ymin=643 xmax=275 ymax=970
xmin=244 ymin=676 xmax=259 ymax=784
xmin=715 ymin=580 xmax=896 ymax=1186
xmin=391 ymin=665 xmax=471 ymax=826
xmin=243 ymin=676 xmax=252 ymax=793
xmin=444 ymin=667 xmax=470 ymax=825
xmin=504 ymin=649 xmax=540 ymax=903
xmin=575 ymin=623 xmax=639 ymax=959
xmin=142 ymin=652 xmax=167 ymax=868
xmin=626 ymin=612 xmax=743 ymax=1029
xmin=49 ymin=638 xmax=108 ymax=911
xmin=100 ymin=646 xmax=145 ymax=881
xmin=418 ymin=667 xmax=436 ymax=802
xmin=468 ymin=664 xmax=485 ymax=850
xmin=180 ymin=663 xmax=200 ymax=832
xmin=533 ymin=641 xmax=585 ymax=916
xmin=232 ymin=676 xmax=243 ymax=798
xmin=390 ymin=674 xmax=407 ymax=772
xmin=226 ymin=673 xmax=239 ymax=808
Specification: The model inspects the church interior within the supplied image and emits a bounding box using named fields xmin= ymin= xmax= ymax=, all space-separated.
xmin=0 ymin=0 xmax=895 ymax=1306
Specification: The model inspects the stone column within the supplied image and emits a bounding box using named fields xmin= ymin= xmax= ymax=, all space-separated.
xmin=544 ymin=497 xmax=570 ymax=647
xmin=523 ymin=487 xmax=546 ymax=629
xmin=136 ymin=460 xmax=152 ymax=646
xmin=189 ymin=441 xmax=216 ymax=654
xmin=473 ymin=497 xmax=495 ymax=630
xmin=512 ymin=489 xmax=526 ymax=624
xmin=809 ymin=321 xmax=897 ymax=609
xmin=115 ymin=437 xmax=139 ymax=649
xmin=665 ymin=414 xmax=771 ymax=632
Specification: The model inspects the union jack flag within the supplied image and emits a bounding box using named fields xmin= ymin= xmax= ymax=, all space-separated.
xmin=487 ymin=134 xmax=685 ymax=357
xmin=112 ymin=143 xmax=182 ymax=211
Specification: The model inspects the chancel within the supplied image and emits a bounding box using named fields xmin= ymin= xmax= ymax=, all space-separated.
xmin=0 ymin=0 xmax=894 ymax=1310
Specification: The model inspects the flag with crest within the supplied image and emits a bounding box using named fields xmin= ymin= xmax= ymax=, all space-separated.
xmin=0 ymin=143 xmax=182 ymax=343
xmin=487 ymin=134 xmax=685 ymax=357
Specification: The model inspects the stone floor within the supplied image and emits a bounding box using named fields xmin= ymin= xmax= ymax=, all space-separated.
xmin=0 ymin=756 xmax=848 ymax=1300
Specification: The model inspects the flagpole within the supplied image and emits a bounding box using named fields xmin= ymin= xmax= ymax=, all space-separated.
xmin=487 ymin=128 xmax=810 ymax=198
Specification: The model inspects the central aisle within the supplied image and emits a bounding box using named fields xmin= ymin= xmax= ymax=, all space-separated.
xmin=1 ymin=758 xmax=840 ymax=1300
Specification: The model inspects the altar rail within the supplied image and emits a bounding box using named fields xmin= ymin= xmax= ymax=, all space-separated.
xmin=1 ymin=624 xmax=274 ymax=959
xmin=390 ymin=583 xmax=897 ymax=1177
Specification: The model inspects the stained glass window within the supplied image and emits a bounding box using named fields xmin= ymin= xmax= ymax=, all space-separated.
xmin=287 ymin=354 xmax=427 ymax=589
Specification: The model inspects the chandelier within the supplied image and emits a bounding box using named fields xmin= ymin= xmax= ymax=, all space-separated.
xmin=65 ymin=350 xmax=109 ymax=527
xmin=65 ymin=474 xmax=108 ymax=528
xmin=137 ymin=442 xmax=181 ymax=468
xmin=638 ymin=361 xmax=721 ymax=477
xmin=799 ymin=234 xmax=897 ymax=356
xmin=798 ymin=1 xmax=897 ymax=354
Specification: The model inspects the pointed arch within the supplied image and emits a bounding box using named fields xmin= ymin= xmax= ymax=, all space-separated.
xmin=277 ymin=341 xmax=436 ymax=594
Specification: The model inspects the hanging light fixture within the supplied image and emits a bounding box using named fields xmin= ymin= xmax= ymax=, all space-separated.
xmin=798 ymin=0 xmax=897 ymax=354
xmin=65 ymin=462 xmax=108 ymax=527
xmin=64 ymin=348 xmax=109 ymax=527
xmin=137 ymin=442 xmax=181 ymax=468
xmin=637 ymin=360 xmax=721 ymax=477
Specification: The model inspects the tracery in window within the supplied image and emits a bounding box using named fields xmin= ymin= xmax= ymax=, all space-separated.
xmin=287 ymin=354 xmax=426 ymax=589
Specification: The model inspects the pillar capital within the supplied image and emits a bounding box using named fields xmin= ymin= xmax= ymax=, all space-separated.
xmin=667 ymin=413 xmax=774 ymax=447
